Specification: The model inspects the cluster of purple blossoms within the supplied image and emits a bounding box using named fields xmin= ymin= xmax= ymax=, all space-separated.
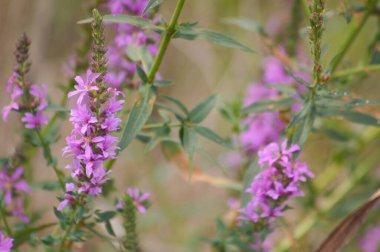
xmin=0 ymin=167 xmax=30 ymax=223
xmin=0 ymin=231 xmax=13 ymax=252
xmin=58 ymin=69 xmax=124 ymax=211
xmin=106 ymin=0 xmax=160 ymax=88
xmin=239 ymin=139 xmax=313 ymax=224
xmin=359 ymin=225 xmax=380 ymax=252
xmin=116 ymin=187 xmax=150 ymax=213
xmin=239 ymin=54 xmax=309 ymax=155
xmin=2 ymin=72 xmax=48 ymax=128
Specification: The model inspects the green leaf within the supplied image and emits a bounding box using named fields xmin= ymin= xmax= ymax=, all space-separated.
xmin=161 ymin=95 xmax=189 ymax=114
xmin=180 ymin=127 xmax=197 ymax=160
xmin=189 ymin=95 xmax=217 ymax=123
xmin=78 ymin=15 xmax=164 ymax=32
xmin=317 ymin=109 xmax=380 ymax=126
xmin=175 ymin=28 xmax=254 ymax=53
xmin=105 ymin=221 xmax=116 ymax=237
xmin=153 ymin=79 xmax=173 ymax=87
xmin=155 ymin=102 xmax=184 ymax=119
xmin=143 ymin=0 xmax=164 ymax=15
xmin=119 ymin=87 xmax=156 ymax=150
xmin=194 ymin=126 xmax=232 ymax=148
xmin=136 ymin=64 xmax=148 ymax=83
xmin=222 ymin=17 xmax=264 ymax=34
xmin=32 ymin=181 xmax=61 ymax=191
xmin=242 ymin=97 xmax=295 ymax=116
xmin=287 ymin=70 xmax=312 ymax=87
xmin=95 ymin=210 xmax=117 ymax=223
xmin=13 ymin=223 xmax=57 ymax=248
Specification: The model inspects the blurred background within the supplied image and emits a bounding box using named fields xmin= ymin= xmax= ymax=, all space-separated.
xmin=1 ymin=0 xmax=380 ymax=251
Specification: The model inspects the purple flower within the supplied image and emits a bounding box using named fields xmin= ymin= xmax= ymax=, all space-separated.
xmin=21 ymin=111 xmax=48 ymax=129
xmin=68 ymin=69 xmax=100 ymax=105
xmin=128 ymin=187 xmax=150 ymax=213
xmin=117 ymin=187 xmax=150 ymax=213
xmin=359 ymin=226 xmax=380 ymax=252
xmin=0 ymin=167 xmax=30 ymax=206
xmin=59 ymin=69 xmax=124 ymax=210
xmin=239 ymin=139 xmax=313 ymax=225
xmin=0 ymin=232 xmax=13 ymax=252
xmin=2 ymin=71 xmax=49 ymax=128
xmin=0 ymin=167 xmax=30 ymax=222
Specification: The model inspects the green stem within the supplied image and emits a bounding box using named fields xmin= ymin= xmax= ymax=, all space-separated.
xmin=330 ymin=64 xmax=380 ymax=80
xmin=147 ymin=0 xmax=186 ymax=84
xmin=0 ymin=196 xmax=12 ymax=236
xmin=35 ymin=129 xmax=65 ymax=191
xmin=107 ymin=0 xmax=186 ymax=172
xmin=330 ymin=0 xmax=378 ymax=74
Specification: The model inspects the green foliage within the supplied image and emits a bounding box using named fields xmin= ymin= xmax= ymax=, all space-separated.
xmin=78 ymin=15 xmax=164 ymax=32
xmin=119 ymin=86 xmax=156 ymax=150
xmin=143 ymin=0 xmax=164 ymax=15
xmin=175 ymin=23 xmax=254 ymax=52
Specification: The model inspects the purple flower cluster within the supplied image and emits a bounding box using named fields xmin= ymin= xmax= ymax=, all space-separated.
xmin=0 ymin=167 xmax=30 ymax=223
xmin=239 ymin=54 xmax=309 ymax=155
xmin=0 ymin=231 xmax=13 ymax=252
xmin=116 ymin=187 xmax=150 ymax=213
xmin=58 ymin=70 xmax=124 ymax=211
xmin=359 ymin=225 xmax=380 ymax=252
xmin=2 ymin=71 xmax=48 ymax=128
xmin=106 ymin=0 xmax=160 ymax=88
xmin=239 ymin=139 xmax=313 ymax=224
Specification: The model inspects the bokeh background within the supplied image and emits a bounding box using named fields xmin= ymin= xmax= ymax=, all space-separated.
xmin=0 ymin=0 xmax=380 ymax=251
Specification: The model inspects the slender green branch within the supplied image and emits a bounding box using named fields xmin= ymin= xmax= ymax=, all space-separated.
xmin=330 ymin=0 xmax=378 ymax=74
xmin=147 ymin=0 xmax=186 ymax=84
xmin=330 ymin=64 xmax=380 ymax=80
xmin=35 ymin=129 xmax=65 ymax=191
xmin=0 ymin=195 xmax=12 ymax=236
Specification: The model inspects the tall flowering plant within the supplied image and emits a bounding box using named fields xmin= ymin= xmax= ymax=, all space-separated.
xmin=0 ymin=0 xmax=380 ymax=251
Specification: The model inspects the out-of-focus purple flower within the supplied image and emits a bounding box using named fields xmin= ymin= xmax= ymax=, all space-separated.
xmin=0 ymin=231 xmax=13 ymax=252
xmin=106 ymin=0 xmax=160 ymax=89
xmin=250 ymin=233 xmax=273 ymax=252
xmin=239 ymin=139 xmax=313 ymax=225
xmin=0 ymin=167 xmax=30 ymax=222
xmin=117 ymin=187 xmax=150 ymax=213
xmin=128 ymin=187 xmax=150 ymax=213
xmin=2 ymin=72 xmax=49 ymax=128
xmin=59 ymin=69 xmax=124 ymax=211
xmin=359 ymin=226 xmax=380 ymax=252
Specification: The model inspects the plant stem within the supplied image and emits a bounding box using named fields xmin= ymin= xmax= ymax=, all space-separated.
xmin=147 ymin=0 xmax=186 ymax=84
xmin=107 ymin=0 xmax=186 ymax=172
xmin=35 ymin=129 xmax=65 ymax=191
xmin=330 ymin=0 xmax=378 ymax=74
xmin=0 ymin=195 xmax=12 ymax=236
xmin=330 ymin=64 xmax=380 ymax=80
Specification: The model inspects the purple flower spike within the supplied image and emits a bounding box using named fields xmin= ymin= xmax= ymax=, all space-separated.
xmin=239 ymin=139 xmax=313 ymax=225
xmin=58 ymin=69 xmax=124 ymax=210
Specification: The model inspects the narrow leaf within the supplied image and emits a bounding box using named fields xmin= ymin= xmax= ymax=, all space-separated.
xmin=143 ymin=0 xmax=164 ymax=15
xmin=189 ymin=95 xmax=217 ymax=123
xmin=194 ymin=126 xmax=232 ymax=148
xmin=242 ymin=97 xmax=295 ymax=116
xmin=78 ymin=15 xmax=164 ymax=32
xmin=119 ymin=87 xmax=156 ymax=150
xmin=180 ymin=127 xmax=197 ymax=160
xmin=136 ymin=64 xmax=148 ymax=83
xmin=317 ymin=109 xmax=380 ymax=126
xmin=161 ymin=95 xmax=189 ymax=114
